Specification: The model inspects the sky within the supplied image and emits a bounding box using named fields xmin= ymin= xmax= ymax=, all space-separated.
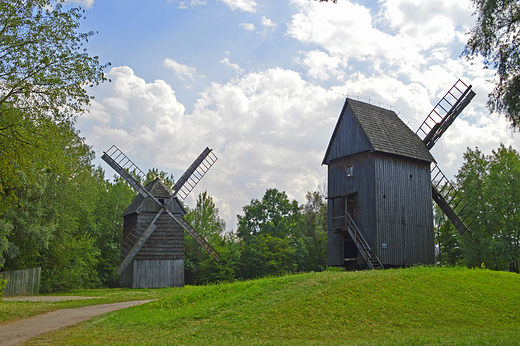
xmin=68 ymin=0 xmax=519 ymax=231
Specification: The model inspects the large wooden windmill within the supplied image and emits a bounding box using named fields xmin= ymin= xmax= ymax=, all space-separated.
xmin=102 ymin=146 xmax=220 ymax=288
xmin=323 ymin=79 xmax=476 ymax=269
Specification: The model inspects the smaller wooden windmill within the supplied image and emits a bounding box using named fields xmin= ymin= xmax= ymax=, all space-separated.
xmin=102 ymin=146 xmax=220 ymax=288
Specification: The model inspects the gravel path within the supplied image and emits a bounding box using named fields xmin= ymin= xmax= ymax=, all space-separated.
xmin=0 ymin=299 xmax=153 ymax=346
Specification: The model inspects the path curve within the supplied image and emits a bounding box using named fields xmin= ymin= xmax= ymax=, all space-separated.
xmin=0 ymin=300 xmax=153 ymax=346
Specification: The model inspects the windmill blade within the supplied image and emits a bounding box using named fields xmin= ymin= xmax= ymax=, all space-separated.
xmin=101 ymin=145 xmax=150 ymax=198
xmin=431 ymin=164 xmax=477 ymax=235
xmin=416 ymin=79 xmax=476 ymax=150
xmin=115 ymin=210 xmax=163 ymax=274
xmin=168 ymin=147 xmax=218 ymax=202
xmin=162 ymin=207 xmax=221 ymax=261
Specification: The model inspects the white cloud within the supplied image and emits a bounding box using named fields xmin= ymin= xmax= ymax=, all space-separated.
xmin=176 ymin=0 xmax=206 ymax=9
xmin=218 ymin=0 xmax=257 ymax=12
xmin=163 ymin=58 xmax=197 ymax=81
xmin=261 ymin=16 xmax=276 ymax=30
xmin=220 ymin=57 xmax=245 ymax=74
xmin=298 ymin=50 xmax=345 ymax=81
xmin=240 ymin=23 xmax=255 ymax=31
xmin=65 ymin=0 xmax=94 ymax=8
xmin=286 ymin=0 xmax=473 ymax=75
xmin=83 ymin=99 xmax=110 ymax=123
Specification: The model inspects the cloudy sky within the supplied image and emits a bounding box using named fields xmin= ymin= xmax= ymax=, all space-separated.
xmin=71 ymin=0 xmax=518 ymax=230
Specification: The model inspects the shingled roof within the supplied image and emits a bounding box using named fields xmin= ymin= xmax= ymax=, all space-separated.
xmin=322 ymin=98 xmax=435 ymax=164
xmin=122 ymin=178 xmax=185 ymax=216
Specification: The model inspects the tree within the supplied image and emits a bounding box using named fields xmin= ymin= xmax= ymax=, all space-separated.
xmin=434 ymin=204 xmax=463 ymax=266
xmin=184 ymin=191 xmax=237 ymax=284
xmin=0 ymin=131 xmax=106 ymax=291
xmin=237 ymin=188 xmax=301 ymax=241
xmin=237 ymin=189 xmax=303 ymax=278
xmin=88 ymin=174 xmax=135 ymax=287
xmin=300 ymin=190 xmax=327 ymax=271
xmin=486 ymin=145 xmax=520 ymax=272
xmin=143 ymin=168 xmax=175 ymax=187
xmin=463 ymin=0 xmax=520 ymax=126
xmin=455 ymin=145 xmax=520 ymax=272
xmin=0 ymin=0 xmax=108 ymax=212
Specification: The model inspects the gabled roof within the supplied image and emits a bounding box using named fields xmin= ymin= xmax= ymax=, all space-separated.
xmin=122 ymin=178 xmax=186 ymax=216
xmin=322 ymin=98 xmax=435 ymax=164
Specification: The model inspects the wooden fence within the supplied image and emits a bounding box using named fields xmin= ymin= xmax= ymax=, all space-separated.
xmin=0 ymin=267 xmax=41 ymax=296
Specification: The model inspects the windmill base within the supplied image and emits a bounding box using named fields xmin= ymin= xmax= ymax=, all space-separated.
xmin=119 ymin=259 xmax=184 ymax=288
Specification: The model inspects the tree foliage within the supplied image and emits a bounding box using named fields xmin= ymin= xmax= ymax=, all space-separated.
xmin=463 ymin=0 xmax=520 ymax=126
xmin=237 ymin=188 xmax=301 ymax=241
xmin=234 ymin=188 xmax=327 ymax=279
xmin=184 ymin=191 xmax=238 ymax=285
xmin=454 ymin=145 xmax=520 ymax=272
xmin=0 ymin=0 xmax=108 ymax=212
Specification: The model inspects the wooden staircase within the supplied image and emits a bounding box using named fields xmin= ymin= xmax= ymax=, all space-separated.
xmin=332 ymin=212 xmax=384 ymax=270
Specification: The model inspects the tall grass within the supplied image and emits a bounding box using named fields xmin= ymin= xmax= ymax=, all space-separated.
xmin=22 ymin=267 xmax=520 ymax=345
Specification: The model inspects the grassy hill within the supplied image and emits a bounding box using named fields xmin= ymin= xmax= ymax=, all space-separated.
xmin=26 ymin=267 xmax=520 ymax=345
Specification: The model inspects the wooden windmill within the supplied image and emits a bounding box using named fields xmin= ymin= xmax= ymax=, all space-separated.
xmin=323 ymin=79 xmax=476 ymax=269
xmin=102 ymin=146 xmax=220 ymax=288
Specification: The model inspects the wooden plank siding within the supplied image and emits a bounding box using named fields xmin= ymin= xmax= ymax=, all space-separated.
xmin=120 ymin=259 xmax=184 ymax=288
xmin=134 ymin=212 xmax=184 ymax=260
xmin=323 ymin=103 xmax=372 ymax=164
xmin=0 ymin=267 xmax=41 ymax=296
xmin=327 ymin=152 xmax=435 ymax=267
xmin=324 ymin=98 xmax=435 ymax=269
xmin=373 ymin=153 xmax=435 ymax=266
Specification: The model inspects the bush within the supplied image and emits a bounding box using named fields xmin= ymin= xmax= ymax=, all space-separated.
xmin=0 ymin=276 xmax=8 ymax=300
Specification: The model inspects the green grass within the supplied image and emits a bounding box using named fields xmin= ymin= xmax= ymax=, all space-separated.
xmin=14 ymin=267 xmax=520 ymax=345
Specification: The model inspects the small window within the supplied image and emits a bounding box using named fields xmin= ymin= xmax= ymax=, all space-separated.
xmin=346 ymin=165 xmax=354 ymax=178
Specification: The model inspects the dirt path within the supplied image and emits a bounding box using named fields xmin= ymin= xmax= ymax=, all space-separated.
xmin=0 ymin=299 xmax=153 ymax=346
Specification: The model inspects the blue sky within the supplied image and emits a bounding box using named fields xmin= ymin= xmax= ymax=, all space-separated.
xmin=69 ymin=0 xmax=519 ymax=230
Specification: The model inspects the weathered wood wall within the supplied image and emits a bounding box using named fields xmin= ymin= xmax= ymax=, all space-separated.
xmin=134 ymin=212 xmax=184 ymax=260
xmin=324 ymin=103 xmax=372 ymax=164
xmin=0 ymin=267 xmax=41 ymax=296
xmin=373 ymin=153 xmax=435 ymax=266
xmin=120 ymin=259 xmax=184 ymax=288
xmin=327 ymin=152 xmax=435 ymax=267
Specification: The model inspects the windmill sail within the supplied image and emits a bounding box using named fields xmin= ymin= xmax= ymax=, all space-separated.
xmin=169 ymin=147 xmax=218 ymax=201
xmin=416 ymin=79 xmax=476 ymax=150
xmin=414 ymin=79 xmax=478 ymax=235
xmin=163 ymin=208 xmax=221 ymax=261
xmin=332 ymin=211 xmax=384 ymax=270
xmin=431 ymin=164 xmax=476 ymax=235
xmin=101 ymin=146 xmax=149 ymax=198
xmin=102 ymin=145 xmax=221 ymax=274
xmin=116 ymin=214 xmax=160 ymax=274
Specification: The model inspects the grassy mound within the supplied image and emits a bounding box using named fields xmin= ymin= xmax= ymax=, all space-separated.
xmin=29 ymin=267 xmax=520 ymax=345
